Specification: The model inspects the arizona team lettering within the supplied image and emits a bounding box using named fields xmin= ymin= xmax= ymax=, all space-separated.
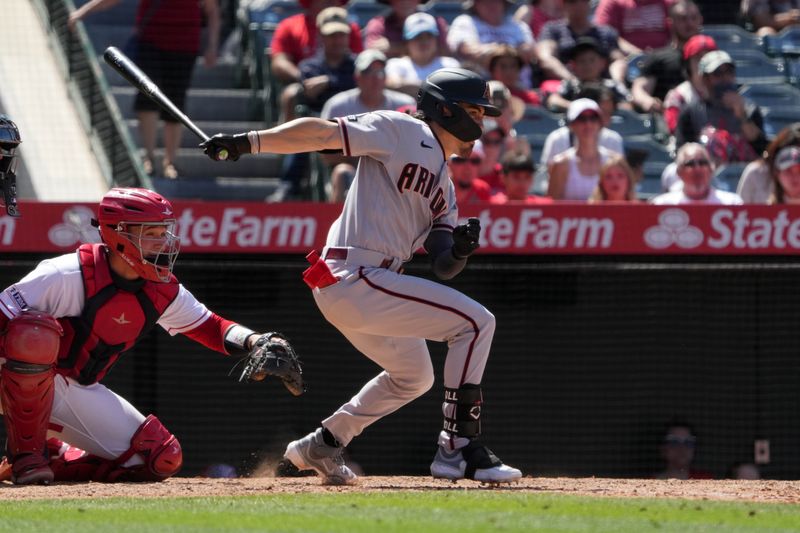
xmin=396 ymin=163 xmax=446 ymax=217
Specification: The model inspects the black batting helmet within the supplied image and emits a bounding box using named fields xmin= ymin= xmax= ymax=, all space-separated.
xmin=417 ymin=68 xmax=501 ymax=142
xmin=0 ymin=115 xmax=21 ymax=217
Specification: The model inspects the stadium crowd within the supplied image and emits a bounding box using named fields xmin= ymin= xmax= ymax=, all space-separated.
xmin=70 ymin=0 xmax=800 ymax=205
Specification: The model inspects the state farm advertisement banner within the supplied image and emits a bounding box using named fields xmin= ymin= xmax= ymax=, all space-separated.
xmin=4 ymin=201 xmax=800 ymax=255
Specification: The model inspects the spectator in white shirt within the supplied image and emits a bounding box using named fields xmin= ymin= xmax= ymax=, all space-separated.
xmin=651 ymin=143 xmax=743 ymax=205
xmin=447 ymin=0 xmax=536 ymax=85
xmin=386 ymin=12 xmax=461 ymax=97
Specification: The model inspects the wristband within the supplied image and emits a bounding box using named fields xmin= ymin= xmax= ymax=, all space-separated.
xmin=246 ymin=131 xmax=261 ymax=154
xmin=224 ymin=324 xmax=257 ymax=354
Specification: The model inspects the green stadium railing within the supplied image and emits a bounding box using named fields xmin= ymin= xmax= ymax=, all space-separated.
xmin=31 ymin=0 xmax=150 ymax=189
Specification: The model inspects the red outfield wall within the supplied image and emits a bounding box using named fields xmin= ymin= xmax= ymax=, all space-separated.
xmin=4 ymin=202 xmax=800 ymax=255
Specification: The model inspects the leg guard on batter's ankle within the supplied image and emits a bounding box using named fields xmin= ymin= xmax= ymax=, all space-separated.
xmin=0 ymin=310 xmax=63 ymax=485
xmin=442 ymin=384 xmax=482 ymax=438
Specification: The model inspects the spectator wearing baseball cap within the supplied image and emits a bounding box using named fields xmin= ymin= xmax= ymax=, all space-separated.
xmin=321 ymin=48 xmax=415 ymax=203
xmin=540 ymin=82 xmax=625 ymax=168
xmin=276 ymin=6 xmax=358 ymax=201
xmin=385 ymin=12 xmax=460 ymax=97
xmin=771 ymin=145 xmax=800 ymax=204
xmin=269 ymin=0 xmax=362 ymax=86
xmin=546 ymin=36 xmax=633 ymax=112
xmin=290 ymin=6 xmax=357 ymax=119
xmin=675 ymin=49 xmax=767 ymax=163
xmin=631 ymin=1 xmax=705 ymax=113
xmin=737 ymin=122 xmax=800 ymax=204
xmin=547 ymin=98 xmax=622 ymax=200
xmin=364 ymin=0 xmax=450 ymax=59
xmin=662 ymin=34 xmax=718 ymax=134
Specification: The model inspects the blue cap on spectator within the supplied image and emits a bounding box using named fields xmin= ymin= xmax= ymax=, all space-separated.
xmin=403 ymin=13 xmax=439 ymax=40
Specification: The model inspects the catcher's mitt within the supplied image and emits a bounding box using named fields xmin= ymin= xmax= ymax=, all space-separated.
xmin=238 ymin=332 xmax=306 ymax=396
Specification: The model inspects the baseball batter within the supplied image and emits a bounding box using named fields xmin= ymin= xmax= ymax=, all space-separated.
xmin=203 ymin=68 xmax=522 ymax=484
xmin=0 ymin=187 xmax=295 ymax=485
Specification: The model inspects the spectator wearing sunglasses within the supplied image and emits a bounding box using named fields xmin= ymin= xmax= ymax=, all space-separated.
xmin=651 ymin=143 xmax=743 ymax=205
xmin=655 ymin=421 xmax=714 ymax=480
xmin=449 ymin=144 xmax=492 ymax=205
xmin=547 ymin=99 xmax=621 ymax=200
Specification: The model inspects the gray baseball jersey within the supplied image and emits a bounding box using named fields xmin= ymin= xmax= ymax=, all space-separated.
xmin=313 ymin=111 xmax=495 ymax=452
xmin=329 ymin=111 xmax=459 ymax=262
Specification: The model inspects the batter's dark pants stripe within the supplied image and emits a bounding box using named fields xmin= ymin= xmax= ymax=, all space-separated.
xmin=358 ymin=267 xmax=479 ymax=386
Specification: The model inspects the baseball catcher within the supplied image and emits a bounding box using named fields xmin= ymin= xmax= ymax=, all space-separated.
xmin=0 ymin=187 xmax=298 ymax=485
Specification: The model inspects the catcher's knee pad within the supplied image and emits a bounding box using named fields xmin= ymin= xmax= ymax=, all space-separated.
xmin=0 ymin=312 xmax=62 ymax=464
xmin=106 ymin=415 xmax=183 ymax=482
xmin=442 ymin=384 xmax=482 ymax=438
xmin=2 ymin=310 xmax=63 ymax=364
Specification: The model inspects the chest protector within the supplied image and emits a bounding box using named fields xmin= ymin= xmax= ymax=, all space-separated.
xmin=56 ymin=243 xmax=179 ymax=385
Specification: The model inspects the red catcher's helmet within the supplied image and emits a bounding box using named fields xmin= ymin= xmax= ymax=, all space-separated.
xmin=95 ymin=188 xmax=180 ymax=282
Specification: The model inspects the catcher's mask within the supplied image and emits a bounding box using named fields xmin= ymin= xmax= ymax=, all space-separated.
xmin=417 ymin=68 xmax=501 ymax=142
xmin=94 ymin=187 xmax=180 ymax=282
xmin=0 ymin=114 xmax=21 ymax=217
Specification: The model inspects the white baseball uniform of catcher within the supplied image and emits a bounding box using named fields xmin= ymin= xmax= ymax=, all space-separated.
xmin=312 ymin=110 xmax=495 ymax=450
xmin=0 ymin=254 xmax=211 ymax=466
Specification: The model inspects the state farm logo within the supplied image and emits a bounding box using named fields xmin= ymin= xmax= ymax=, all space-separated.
xmin=48 ymin=206 xmax=101 ymax=247
xmin=644 ymin=209 xmax=703 ymax=249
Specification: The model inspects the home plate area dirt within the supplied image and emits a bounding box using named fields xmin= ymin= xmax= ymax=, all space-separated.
xmin=1 ymin=476 xmax=799 ymax=503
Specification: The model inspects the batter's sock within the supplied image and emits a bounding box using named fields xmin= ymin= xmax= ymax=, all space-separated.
xmin=321 ymin=427 xmax=341 ymax=448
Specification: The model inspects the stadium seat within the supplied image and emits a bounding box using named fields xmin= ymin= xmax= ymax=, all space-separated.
xmin=739 ymin=83 xmax=800 ymax=110
xmin=762 ymin=26 xmax=800 ymax=58
xmin=712 ymin=163 xmax=748 ymax=193
xmin=419 ymin=1 xmax=465 ymax=25
xmin=637 ymin=160 xmax=670 ymax=199
xmin=726 ymin=49 xmax=786 ymax=85
xmin=248 ymin=0 xmax=303 ymax=25
xmin=761 ymin=105 xmax=800 ymax=138
xmin=624 ymin=137 xmax=673 ymax=164
xmin=347 ymin=0 xmax=391 ymax=28
xmin=514 ymin=106 xmax=564 ymax=137
xmin=702 ymin=24 xmax=762 ymax=53
xmin=608 ymin=109 xmax=654 ymax=138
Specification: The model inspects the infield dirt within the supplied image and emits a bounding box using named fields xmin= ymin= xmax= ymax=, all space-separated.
xmin=1 ymin=477 xmax=799 ymax=503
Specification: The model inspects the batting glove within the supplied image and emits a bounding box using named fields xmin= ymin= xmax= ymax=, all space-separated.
xmin=201 ymin=133 xmax=251 ymax=161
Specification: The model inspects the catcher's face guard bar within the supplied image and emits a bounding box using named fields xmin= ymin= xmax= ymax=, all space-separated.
xmin=0 ymin=146 xmax=19 ymax=217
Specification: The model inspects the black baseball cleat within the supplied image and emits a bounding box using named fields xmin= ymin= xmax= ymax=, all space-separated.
xmin=430 ymin=440 xmax=522 ymax=483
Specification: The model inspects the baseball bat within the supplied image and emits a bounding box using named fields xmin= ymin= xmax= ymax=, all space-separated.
xmin=102 ymin=46 xmax=228 ymax=161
